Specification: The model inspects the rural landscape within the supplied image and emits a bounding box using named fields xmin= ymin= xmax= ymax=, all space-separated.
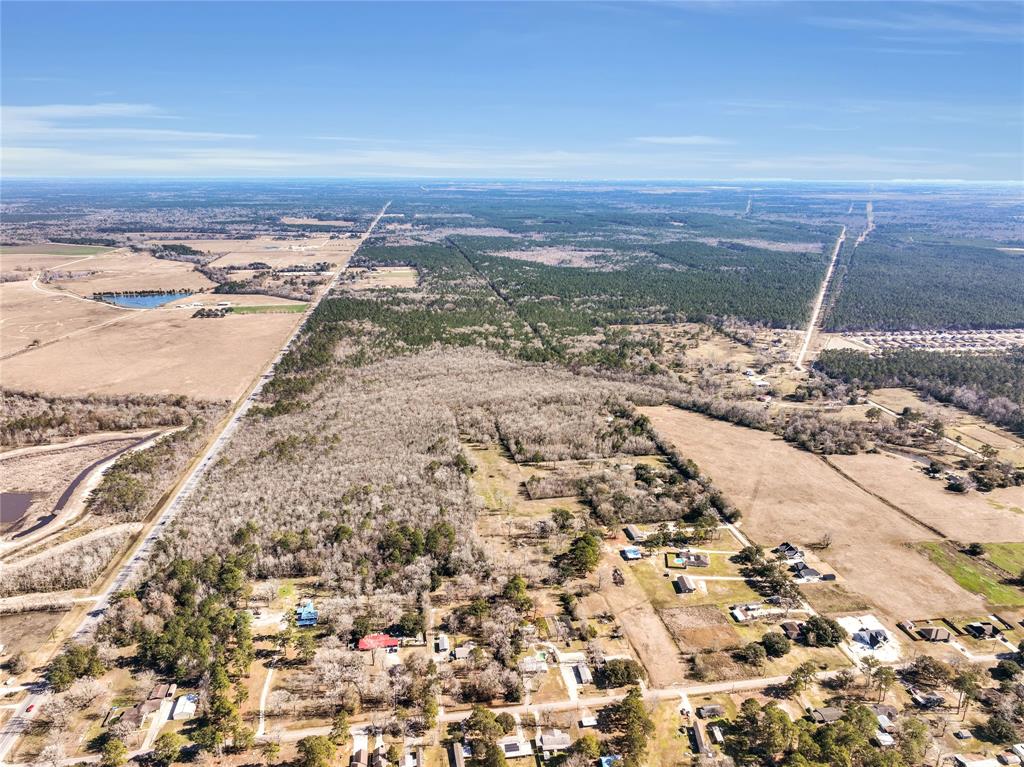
xmin=2 ymin=1 xmax=1023 ymax=767
xmin=2 ymin=179 xmax=1023 ymax=767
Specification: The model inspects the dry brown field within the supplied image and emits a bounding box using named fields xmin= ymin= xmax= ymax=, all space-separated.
xmin=52 ymin=249 xmax=214 ymax=295
xmin=592 ymin=548 xmax=690 ymax=687
xmin=641 ymin=405 xmax=984 ymax=619
xmin=345 ymin=266 xmax=419 ymax=290
xmin=660 ymin=605 xmax=741 ymax=653
xmin=159 ymin=236 xmax=359 ymax=269
xmin=1 ymin=308 xmax=302 ymax=400
xmin=280 ymin=217 xmax=354 ymax=227
xmin=0 ymin=280 xmax=128 ymax=355
xmin=828 ymin=451 xmax=1024 ymax=540
xmin=0 ymin=253 xmax=83 ymax=272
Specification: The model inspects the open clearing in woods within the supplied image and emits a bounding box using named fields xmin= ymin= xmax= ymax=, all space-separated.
xmin=640 ymin=405 xmax=985 ymax=618
xmin=159 ymin=235 xmax=361 ymax=269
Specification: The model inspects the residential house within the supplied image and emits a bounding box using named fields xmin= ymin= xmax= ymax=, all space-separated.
xmin=780 ymin=621 xmax=804 ymax=642
xmin=966 ymin=622 xmax=1001 ymax=639
xmin=918 ymin=627 xmax=952 ymax=642
xmin=873 ymin=731 xmax=895 ymax=748
xmin=624 ymin=525 xmax=645 ymax=542
xmin=295 ymin=600 xmax=319 ymax=628
xmin=436 ymin=634 xmax=450 ymax=653
xmin=853 ymin=628 xmax=889 ymax=649
xmin=358 ymin=633 xmax=400 ymax=651
xmin=811 ymin=707 xmax=843 ymax=724
xmin=496 ymin=736 xmax=533 ymax=759
xmin=453 ymin=644 xmax=475 ymax=661
xmin=675 ymin=575 xmax=697 ymax=594
xmin=539 ymin=729 xmax=573 ymax=757
xmin=518 ymin=656 xmax=547 ymax=675
xmin=579 ymin=713 xmax=598 ymax=728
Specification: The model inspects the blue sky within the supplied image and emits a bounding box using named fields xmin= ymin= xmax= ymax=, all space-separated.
xmin=2 ymin=1 xmax=1022 ymax=180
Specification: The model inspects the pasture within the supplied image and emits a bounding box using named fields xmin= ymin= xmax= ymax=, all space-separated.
xmin=641 ymin=405 xmax=985 ymax=618
xmin=51 ymin=249 xmax=214 ymax=296
xmin=160 ymin=235 xmax=360 ymax=269
xmin=0 ymin=280 xmax=127 ymax=355
xmin=0 ymin=308 xmax=303 ymax=400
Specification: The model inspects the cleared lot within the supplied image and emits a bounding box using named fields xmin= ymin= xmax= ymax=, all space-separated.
xmin=1 ymin=308 xmax=302 ymax=400
xmin=159 ymin=236 xmax=359 ymax=269
xmin=829 ymin=451 xmax=1024 ymax=541
xmin=641 ymin=405 xmax=984 ymax=618
xmin=0 ymin=280 xmax=127 ymax=355
xmin=52 ymin=249 xmax=214 ymax=295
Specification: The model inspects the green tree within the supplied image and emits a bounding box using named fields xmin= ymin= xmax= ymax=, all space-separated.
xmin=47 ymin=643 xmax=105 ymax=692
xmin=464 ymin=705 xmax=504 ymax=742
xmin=572 ymin=734 xmax=601 ymax=759
xmin=495 ymin=712 xmax=516 ymax=735
xmin=761 ymin=632 xmax=791 ymax=658
xmin=101 ymin=738 xmax=128 ymax=767
xmin=562 ymin=532 xmax=602 ymax=576
xmin=297 ymin=735 xmax=336 ymax=767
xmin=329 ymin=709 xmax=350 ymax=745
xmin=786 ymin=662 xmax=817 ymax=696
xmin=802 ymin=616 xmax=846 ymax=647
xmin=600 ymin=658 xmax=645 ymax=688
xmin=738 ymin=642 xmax=767 ymax=668
xmin=481 ymin=741 xmax=507 ymax=767
xmin=260 ymin=741 xmax=281 ymax=766
xmin=551 ymin=508 xmax=574 ymax=532
xmin=296 ymin=632 xmax=317 ymax=664
xmin=874 ymin=666 xmax=897 ymax=702
xmin=897 ymin=717 xmax=930 ymax=765
xmin=153 ymin=732 xmax=187 ymax=766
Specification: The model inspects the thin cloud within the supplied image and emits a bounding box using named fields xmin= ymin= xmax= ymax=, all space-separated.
xmin=633 ymin=135 xmax=734 ymax=146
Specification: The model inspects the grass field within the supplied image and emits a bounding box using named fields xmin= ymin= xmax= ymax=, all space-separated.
xmin=229 ymin=303 xmax=308 ymax=314
xmin=0 ymin=244 xmax=113 ymax=256
xmin=919 ymin=542 xmax=1024 ymax=607
xmin=986 ymin=543 xmax=1024 ymax=577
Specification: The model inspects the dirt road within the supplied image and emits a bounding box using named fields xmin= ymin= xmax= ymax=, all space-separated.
xmin=794 ymin=226 xmax=846 ymax=371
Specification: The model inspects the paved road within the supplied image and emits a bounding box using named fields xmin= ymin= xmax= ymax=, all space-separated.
xmin=794 ymin=226 xmax=846 ymax=371
xmin=0 ymin=203 xmax=391 ymax=766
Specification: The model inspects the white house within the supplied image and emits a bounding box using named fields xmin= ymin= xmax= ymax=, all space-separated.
xmin=171 ymin=693 xmax=198 ymax=721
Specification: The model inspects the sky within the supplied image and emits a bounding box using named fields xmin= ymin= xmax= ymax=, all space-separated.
xmin=1 ymin=1 xmax=1022 ymax=181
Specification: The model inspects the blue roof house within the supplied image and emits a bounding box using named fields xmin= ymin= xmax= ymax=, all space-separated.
xmin=621 ymin=547 xmax=642 ymax=561
xmin=600 ymin=756 xmax=623 ymax=767
xmin=295 ymin=600 xmax=319 ymax=627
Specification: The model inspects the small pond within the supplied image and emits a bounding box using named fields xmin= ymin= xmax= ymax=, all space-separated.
xmin=97 ymin=292 xmax=191 ymax=308
xmin=1 ymin=492 xmax=37 ymax=524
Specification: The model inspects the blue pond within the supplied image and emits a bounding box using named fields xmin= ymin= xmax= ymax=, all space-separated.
xmin=98 ymin=292 xmax=190 ymax=308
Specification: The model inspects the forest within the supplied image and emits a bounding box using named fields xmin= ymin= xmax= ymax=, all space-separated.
xmin=816 ymin=348 xmax=1024 ymax=434
xmin=824 ymin=233 xmax=1024 ymax=331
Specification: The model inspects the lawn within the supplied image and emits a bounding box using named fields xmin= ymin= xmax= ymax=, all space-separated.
xmin=986 ymin=543 xmax=1024 ymax=577
xmin=230 ymin=303 xmax=308 ymax=314
xmin=919 ymin=543 xmax=1024 ymax=607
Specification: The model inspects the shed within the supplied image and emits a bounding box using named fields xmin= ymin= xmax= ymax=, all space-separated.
xmin=624 ymin=525 xmax=645 ymax=541
xmin=873 ymin=731 xmax=895 ymax=748
xmin=171 ymin=693 xmax=198 ymax=721
xmin=436 ymin=634 xmax=450 ymax=653
xmin=579 ymin=714 xmax=598 ymax=728
xmin=574 ymin=663 xmax=594 ymax=685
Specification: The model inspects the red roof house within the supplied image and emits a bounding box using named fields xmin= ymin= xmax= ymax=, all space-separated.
xmin=358 ymin=633 xmax=400 ymax=651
